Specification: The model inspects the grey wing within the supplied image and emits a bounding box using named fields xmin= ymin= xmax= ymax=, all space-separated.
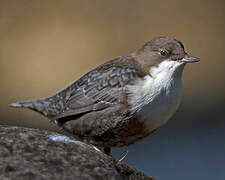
xmin=54 ymin=58 xmax=144 ymax=120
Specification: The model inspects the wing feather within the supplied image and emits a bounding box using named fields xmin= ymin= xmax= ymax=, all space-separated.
xmin=53 ymin=57 xmax=145 ymax=120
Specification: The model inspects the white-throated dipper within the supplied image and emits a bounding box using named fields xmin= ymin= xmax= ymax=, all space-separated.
xmin=9 ymin=37 xmax=200 ymax=156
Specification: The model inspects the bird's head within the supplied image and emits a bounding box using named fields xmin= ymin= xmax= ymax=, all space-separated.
xmin=135 ymin=36 xmax=200 ymax=76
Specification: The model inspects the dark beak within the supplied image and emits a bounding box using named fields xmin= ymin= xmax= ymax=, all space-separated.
xmin=181 ymin=54 xmax=200 ymax=63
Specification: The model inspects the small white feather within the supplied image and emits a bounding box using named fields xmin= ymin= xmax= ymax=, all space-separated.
xmin=49 ymin=135 xmax=85 ymax=146
xmin=49 ymin=135 xmax=101 ymax=152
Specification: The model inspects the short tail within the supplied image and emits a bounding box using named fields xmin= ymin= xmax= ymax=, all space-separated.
xmin=9 ymin=101 xmax=34 ymax=108
xmin=8 ymin=99 xmax=51 ymax=118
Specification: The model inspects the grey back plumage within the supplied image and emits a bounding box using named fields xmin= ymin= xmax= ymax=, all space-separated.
xmin=9 ymin=56 xmax=146 ymax=124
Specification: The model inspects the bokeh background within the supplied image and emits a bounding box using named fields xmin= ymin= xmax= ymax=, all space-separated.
xmin=1 ymin=0 xmax=225 ymax=179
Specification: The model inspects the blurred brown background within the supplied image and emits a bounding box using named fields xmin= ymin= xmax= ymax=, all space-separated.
xmin=1 ymin=0 xmax=225 ymax=179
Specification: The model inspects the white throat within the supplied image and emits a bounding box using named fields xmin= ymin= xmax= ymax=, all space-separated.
xmin=127 ymin=60 xmax=185 ymax=131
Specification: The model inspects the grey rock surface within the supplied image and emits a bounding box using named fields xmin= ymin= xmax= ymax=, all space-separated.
xmin=0 ymin=125 xmax=153 ymax=180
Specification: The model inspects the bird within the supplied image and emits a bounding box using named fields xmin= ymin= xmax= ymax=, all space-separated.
xmin=9 ymin=36 xmax=200 ymax=156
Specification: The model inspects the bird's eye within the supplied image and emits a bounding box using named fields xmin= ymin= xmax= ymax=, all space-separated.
xmin=160 ymin=50 xmax=168 ymax=57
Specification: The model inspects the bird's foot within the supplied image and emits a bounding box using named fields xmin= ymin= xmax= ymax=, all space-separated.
xmin=118 ymin=150 xmax=129 ymax=162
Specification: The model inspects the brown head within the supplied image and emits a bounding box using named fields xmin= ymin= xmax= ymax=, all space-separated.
xmin=133 ymin=36 xmax=200 ymax=73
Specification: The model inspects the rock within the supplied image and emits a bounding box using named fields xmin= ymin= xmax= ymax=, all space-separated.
xmin=0 ymin=125 xmax=154 ymax=180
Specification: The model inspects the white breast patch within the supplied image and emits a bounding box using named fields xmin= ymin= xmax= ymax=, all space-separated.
xmin=127 ymin=60 xmax=185 ymax=131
